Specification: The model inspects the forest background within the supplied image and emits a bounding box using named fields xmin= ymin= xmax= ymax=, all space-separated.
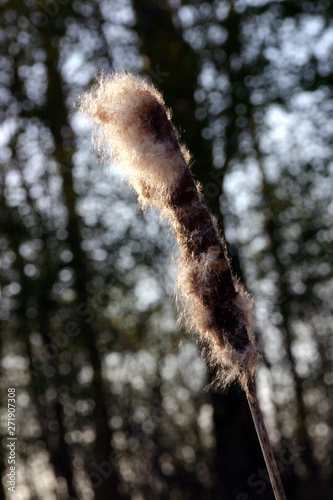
xmin=0 ymin=0 xmax=332 ymax=499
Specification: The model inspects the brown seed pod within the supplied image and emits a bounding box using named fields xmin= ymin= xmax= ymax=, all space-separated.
xmin=77 ymin=71 xmax=259 ymax=390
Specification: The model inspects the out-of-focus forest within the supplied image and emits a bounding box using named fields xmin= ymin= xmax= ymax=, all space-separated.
xmin=0 ymin=0 xmax=332 ymax=499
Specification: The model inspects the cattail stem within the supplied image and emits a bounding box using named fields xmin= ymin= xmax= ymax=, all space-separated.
xmin=245 ymin=379 xmax=287 ymax=500
xmin=78 ymin=71 xmax=287 ymax=499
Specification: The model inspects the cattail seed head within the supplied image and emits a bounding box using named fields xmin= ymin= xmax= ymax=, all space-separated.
xmin=77 ymin=71 xmax=259 ymax=390
xmin=76 ymin=71 xmax=190 ymax=207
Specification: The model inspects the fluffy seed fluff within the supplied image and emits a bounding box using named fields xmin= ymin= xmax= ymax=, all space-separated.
xmin=77 ymin=71 xmax=259 ymax=390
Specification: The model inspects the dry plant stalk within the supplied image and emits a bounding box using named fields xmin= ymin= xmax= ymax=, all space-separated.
xmin=77 ymin=71 xmax=287 ymax=500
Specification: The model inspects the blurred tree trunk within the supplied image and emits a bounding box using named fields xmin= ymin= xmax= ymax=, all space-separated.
xmin=133 ymin=2 xmax=268 ymax=498
xmin=1 ymin=180 xmax=78 ymax=498
xmin=254 ymin=146 xmax=323 ymax=499
xmin=37 ymin=8 xmax=128 ymax=500
xmin=133 ymin=0 xmax=217 ymax=210
xmin=208 ymin=1 xmax=332 ymax=497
